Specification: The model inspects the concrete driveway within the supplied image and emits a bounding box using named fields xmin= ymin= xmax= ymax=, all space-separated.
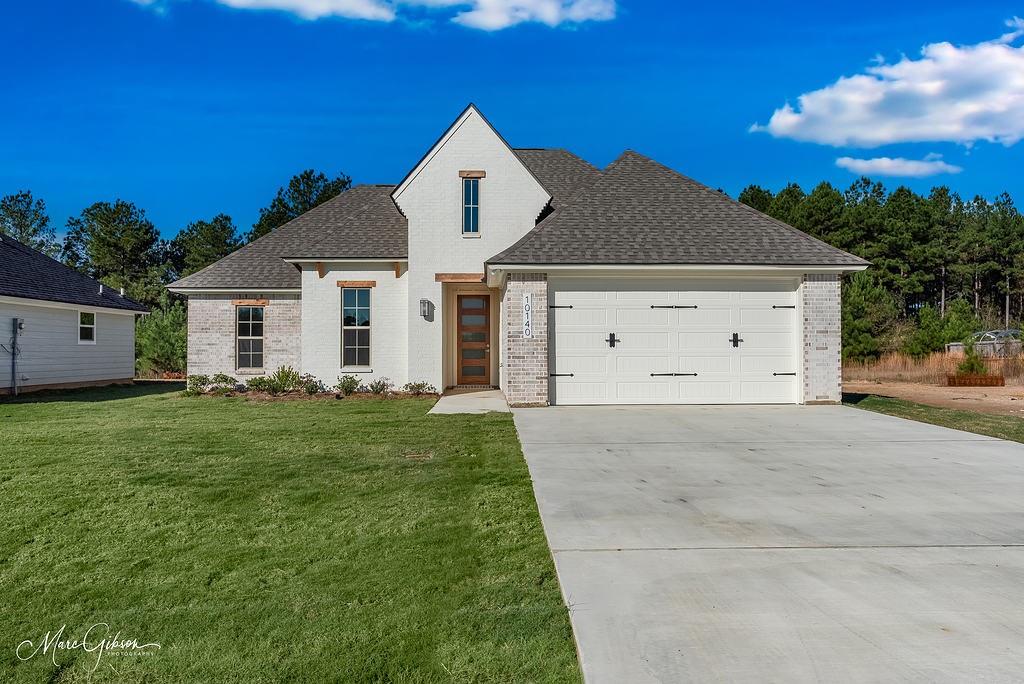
xmin=514 ymin=405 xmax=1024 ymax=683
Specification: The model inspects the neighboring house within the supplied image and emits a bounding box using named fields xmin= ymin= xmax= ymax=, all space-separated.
xmin=0 ymin=233 xmax=148 ymax=394
xmin=169 ymin=104 xmax=868 ymax=406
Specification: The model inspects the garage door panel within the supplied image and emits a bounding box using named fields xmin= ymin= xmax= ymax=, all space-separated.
xmin=740 ymin=307 xmax=794 ymax=327
xmin=617 ymin=308 xmax=670 ymax=326
xmin=617 ymin=355 xmax=671 ymax=374
xmin=549 ymin=278 xmax=799 ymax=405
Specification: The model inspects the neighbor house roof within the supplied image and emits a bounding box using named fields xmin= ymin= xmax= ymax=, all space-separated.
xmin=489 ymin=151 xmax=870 ymax=267
xmin=169 ymin=184 xmax=407 ymax=290
xmin=0 ymin=233 xmax=149 ymax=312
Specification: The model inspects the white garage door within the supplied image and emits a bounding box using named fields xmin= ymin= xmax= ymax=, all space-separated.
xmin=549 ymin=278 xmax=800 ymax=405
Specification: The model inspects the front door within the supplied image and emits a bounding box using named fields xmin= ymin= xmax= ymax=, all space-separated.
xmin=457 ymin=294 xmax=491 ymax=385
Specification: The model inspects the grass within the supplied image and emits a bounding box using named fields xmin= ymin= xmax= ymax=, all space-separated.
xmin=844 ymin=351 xmax=1024 ymax=386
xmin=845 ymin=392 xmax=1024 ymax=444
xmin=0 ymin=384 xmax=579 ymax=683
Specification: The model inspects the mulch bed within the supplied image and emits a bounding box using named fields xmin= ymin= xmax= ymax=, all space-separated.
xmin=197 ymin=391 xmax=439 ymax=402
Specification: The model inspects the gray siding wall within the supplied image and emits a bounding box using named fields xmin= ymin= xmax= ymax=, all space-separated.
xmin=0 ymin=299 xmax=136 ymax=390
xmin=186 ymin=293 xmax=301 ymax=378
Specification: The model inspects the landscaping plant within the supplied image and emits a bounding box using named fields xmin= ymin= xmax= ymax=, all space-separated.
xmin=957 ymin=342 xmax=988 ymax=376
xmin=336 ymin=374 xmax=361 ymax=396
xmin=367 ymin=377 xmax=393 ymax=395
xmin=402 ymin=381 xmax=437 ymax=396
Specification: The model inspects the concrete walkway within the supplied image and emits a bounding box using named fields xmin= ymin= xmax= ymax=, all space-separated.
xmin=428 ymin=388 xmax=509 ymax=414
xmin=514 ymin=405 xmax=1024 ymax=683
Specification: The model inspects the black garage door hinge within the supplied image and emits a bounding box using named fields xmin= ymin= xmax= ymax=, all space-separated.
xmin=650 ymin=305 xmax=699 ymax=309
xmin=549 ymin=305 xmax=573 ymax=309
xmin=773 ymin=372 xmax=798 ymax=376
xmin=549 ymin=373 xmax=575 ymax=377
xmin=650 ymin=372 xmax=699 ymax=377
xmin=772 ymin=305 xmax=796 ymax=309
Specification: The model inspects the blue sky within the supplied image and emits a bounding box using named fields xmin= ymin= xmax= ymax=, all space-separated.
xmin=2 ymin=0 xmax=1023 ymax=237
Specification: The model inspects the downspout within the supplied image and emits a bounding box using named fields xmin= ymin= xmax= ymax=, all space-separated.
xmin=10 ymin=317 xmax=18 ymax=396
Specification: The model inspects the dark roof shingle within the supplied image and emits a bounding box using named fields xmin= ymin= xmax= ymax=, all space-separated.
xmin=0 ymin=234 xmax=148 ymax=312
xmin=489 ymin=151 xmax=869 ymax=267
xmin=170 ymin=185 xmax=407 ymax=290
xmin=514 ymin=148 xmax=602 ymax=208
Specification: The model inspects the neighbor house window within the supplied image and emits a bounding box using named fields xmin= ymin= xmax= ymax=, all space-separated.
xmin=236 ymin=306 xmax=264 ymax=369
xmin=463 ymin=177 xmax=479 ymax=234
xmin=78 ymin=311 xmax=96 ymax=344
xmin=342 ymin=288 xmax=371 ymax=366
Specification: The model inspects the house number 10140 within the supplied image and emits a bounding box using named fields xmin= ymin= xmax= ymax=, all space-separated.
xmin=522 ymin=293 xmax=533 ymax=339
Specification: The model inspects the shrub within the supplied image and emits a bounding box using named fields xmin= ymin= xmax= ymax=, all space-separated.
xmin=135 ymin=301 xmax=187 ymax=376
xmin=957 ymin=342 xmax=988 ymax=376
xmin=267 ymin=366 xmax=303 ymax=394
xmin=336 ymin=374 xmax=361 ymax=396
xmin=184 ymin=374 xmax=210 ymax=397
xmin=402 ymin=381 xmax=437 ymax=396
xmin=300 ymin=374 xmax=327 ymax=395
xmin=245 ymin=376 xmax=273 ymax=393
xmin=211 ymin=373 xmax=238 ymax=388
xmin=367 ymin=377 xmax=393 ymax=395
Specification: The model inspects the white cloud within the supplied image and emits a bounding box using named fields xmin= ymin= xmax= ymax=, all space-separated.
xmin=129 ymin=0 xmax=615 ymax=29
xmin=751 ymin=17 xmax=1024 ymax=147
xmin=835 ymin=154 xmax=963 ymax=177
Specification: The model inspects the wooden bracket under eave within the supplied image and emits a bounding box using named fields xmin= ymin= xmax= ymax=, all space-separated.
xmin=316 ymin=262 xmax=326 ymax=278
xmin=434 ymin=273 xmax=485 ymax=283
xmin=393 ymin=262 xmax=404 ymax=278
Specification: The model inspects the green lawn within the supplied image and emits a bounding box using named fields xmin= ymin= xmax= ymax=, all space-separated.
xmin=844 ymin=392 xmax=1024 ymax=443
xmin=0 ymin=384 xmax=579 ymax=683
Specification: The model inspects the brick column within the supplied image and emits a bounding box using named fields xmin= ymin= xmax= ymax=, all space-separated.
xmin=502 ymin=273 xmax=548 ymax=406
xmin=802 ymin=274 xmax=842 ymax=403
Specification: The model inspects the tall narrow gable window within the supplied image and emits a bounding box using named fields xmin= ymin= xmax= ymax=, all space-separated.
xmin=463 ymin=177 xmax=479 ymax=234
xmin=78 ymin=311 xmax=96 ymax=344
xmin=342 ymin=288 xmax=371 ymax=366
xmin=237 ymin=306 xmax=264 ymax=369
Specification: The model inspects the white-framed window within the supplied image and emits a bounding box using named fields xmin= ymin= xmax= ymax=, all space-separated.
xmin=78 ymin=311 xmax=96 ymax=344
xmin=463 ymin=177 xmax=480 ymax=234
xmin=236 ymin=305 xmax=264 ymax=369
xmin=341 ymin=288 xmax=371 ymax=367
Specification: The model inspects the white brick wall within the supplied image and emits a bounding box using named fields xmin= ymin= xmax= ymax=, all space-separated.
xmin=186 ymin=293 xmax=300 ymax=378
xmin=502 ymin=273 xmax=548 ymax=406
xmin=802 ymin=273 xmax=842 ymax=403
xmin=300 ymin=263 xmax=408 ymax=387
xmin=394 ymin=107 xmax=550 ymax=389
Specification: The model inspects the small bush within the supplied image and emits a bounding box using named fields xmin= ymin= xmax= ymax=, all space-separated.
xmin=336 ymin=374 xmax=361 ymax=396
xmin=300 ymin=374 xmax=327 ymax=395
xmin=957 ymin=342 xmax=988 ymax=376
xmin=268 ymin=366 xmax=303 ymax=394
xmin=402 ymin=381 xmax=437 ymax=396
xmin=367 ymin=377 xmax=393 ymax=395
xmin=184 ymin=374 xmax=210 ymax=396
xmin=211 ymin=373 xmax=238 ymax=388
xmin=245 ymin=376 xmax=273 ymax=393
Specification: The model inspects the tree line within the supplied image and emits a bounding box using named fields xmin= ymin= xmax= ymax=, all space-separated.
xmin=3 ymin=171 xmax=1020 ymax=370
xmin=737 ymin=179 xmax=1024 ymax=361
xmin=0 ymin=170 xmax=350 ymax=374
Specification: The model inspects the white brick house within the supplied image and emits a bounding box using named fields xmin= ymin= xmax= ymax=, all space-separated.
xmin=170 ymin=104 xmax=867 ymax=406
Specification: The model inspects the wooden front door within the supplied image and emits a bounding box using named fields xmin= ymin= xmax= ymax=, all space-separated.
xmin=457 ymin=294 xmax=491 ymax=385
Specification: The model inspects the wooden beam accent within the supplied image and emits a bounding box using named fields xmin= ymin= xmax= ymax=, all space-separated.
xmin=393 ymin=262 xmax=403 ymax=278
xmin=459 ymin=170 xmax=486 ymax=178
xmin=434 ymin=273 xmax=485 ymax=283
xmin=232 ymin=299 xmax=268 ymax=306
xmin=315 ymin=262 xmax=326 ymax=278
xmin=336 ymin=280 xmax=376 ymax=288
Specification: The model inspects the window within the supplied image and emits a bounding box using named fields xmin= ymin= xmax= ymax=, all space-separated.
xmin=342 ymin=288 xmax=371 ymax=366
xmin=78 ymin=311 xmax=96 ymax=344
xmin=462 ymin=178 xmax=479 ymax=234
xmin=236 ymin=306 xmax=264 ymax=369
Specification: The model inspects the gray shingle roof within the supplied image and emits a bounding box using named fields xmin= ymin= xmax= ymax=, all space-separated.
xmin=0 ymin=233 xmax=148 ymax=312
xmin=514 ymin=149 xmax=602 ymax=209
xmin=489 ymin=151 xmax=869 ymax=267
xmin=169 ymin=185 xmax=407 ymax=290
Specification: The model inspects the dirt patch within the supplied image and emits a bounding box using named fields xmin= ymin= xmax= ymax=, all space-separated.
xmin=845 ymin=381 xmax=1024 ymax=417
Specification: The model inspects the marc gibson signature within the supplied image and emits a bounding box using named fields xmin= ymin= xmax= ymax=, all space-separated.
xmin=17 ymin=623 xmax=160 ymax=673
